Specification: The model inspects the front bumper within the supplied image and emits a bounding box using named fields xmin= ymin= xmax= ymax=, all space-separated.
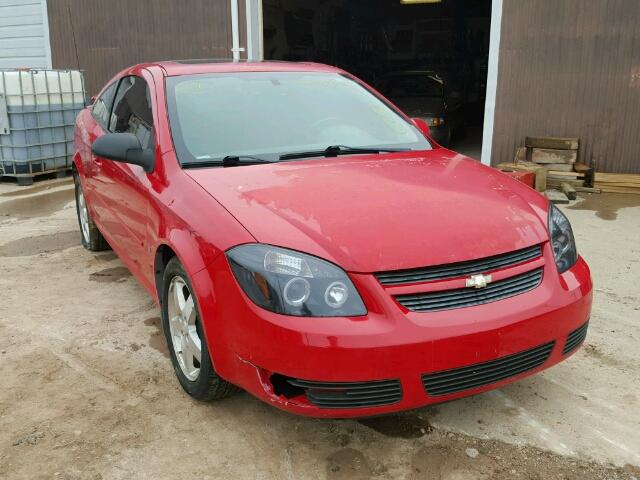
xmin=194 ymin=247 xmax=592 ymax=418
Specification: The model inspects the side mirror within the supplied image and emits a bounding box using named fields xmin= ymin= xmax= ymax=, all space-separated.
xmin=90 ymin=95 xmax=97 ymax=104
xmin=412 ymin=117 xmax=430 ymax=138
xmin=92 ymin=133 xmax=154 ymax=173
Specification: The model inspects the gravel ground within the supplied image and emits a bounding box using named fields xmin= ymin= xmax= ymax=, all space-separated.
xmin=0 ymin=178 xmax=638 ymax=480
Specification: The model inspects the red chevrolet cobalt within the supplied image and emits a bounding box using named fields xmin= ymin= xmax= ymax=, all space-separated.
xmin=73 ymin=60 xmax=592 ymax=417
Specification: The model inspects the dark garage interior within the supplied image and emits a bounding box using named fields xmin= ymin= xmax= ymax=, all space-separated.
xmin=262 ymin=0 xmax=491 ymax=157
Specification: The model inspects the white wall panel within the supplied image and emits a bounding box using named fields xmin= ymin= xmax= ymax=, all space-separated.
xmin=0 ymin=0 xmax=51 ymax=69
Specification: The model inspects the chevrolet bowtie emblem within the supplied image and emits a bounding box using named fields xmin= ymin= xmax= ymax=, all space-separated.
xmin=466 ymin=274 xmax=492 ymax=288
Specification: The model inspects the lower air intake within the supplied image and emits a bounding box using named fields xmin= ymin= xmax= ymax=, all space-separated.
xmin=563 ymin=321 xmax=589 ymax=355
xmin=286 ymin=378 xmax=402 ymax=409
xmin=422 ymin=341 xmax=555 ymax=396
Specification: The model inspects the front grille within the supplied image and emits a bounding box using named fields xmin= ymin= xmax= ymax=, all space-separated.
xmin=286 ymin=378 xmax=402 ymax=409
xmin=375 ymin=244 xmax=542 ymax=286
xmin=395 ymin=268 xmax=543 ymax=312
xmin=563 ymin=321 xmax=589 ymax=354
xmin=422 ymin=341 xmax=555 ymax=396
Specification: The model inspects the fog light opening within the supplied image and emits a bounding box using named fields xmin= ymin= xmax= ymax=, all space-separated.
xmin=270 ymin=373 xmax=305 ymax=399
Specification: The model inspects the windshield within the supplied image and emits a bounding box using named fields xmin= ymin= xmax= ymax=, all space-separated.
xmin=165 ymin=72 xmax=431 ymax=164
xmin=379 ymin=74 xmax=444 ymax=98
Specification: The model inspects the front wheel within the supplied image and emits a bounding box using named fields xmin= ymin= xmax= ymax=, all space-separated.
xmin=161 ymin=257 xmax=237 ymax=401
xmin=74 ymin=174 xmax=109 ymax=251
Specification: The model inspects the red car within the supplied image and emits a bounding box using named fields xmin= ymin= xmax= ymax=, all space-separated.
xmin=73 ymin=60 xmax=592 ymax=418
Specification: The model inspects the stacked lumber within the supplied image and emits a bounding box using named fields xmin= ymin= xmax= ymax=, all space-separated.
xmin=495 ymin=161 xmax=547 ymax=192
xmin=593 ymin=173 xmax=640 ymax=194
xmin=497 ymin=135 xmax=640 ymax=199
xmin=525 ymin=136 xmax=590 ymax=188
xmin=496 ymin=136 xmax=605 ymax=203
xmin=526 ymin=136 xmax=578 ymax=168
xmin=545 ymin=169 xmax=585 ymax=189
xmin=498 ymin=136 xmax=584 ymax=191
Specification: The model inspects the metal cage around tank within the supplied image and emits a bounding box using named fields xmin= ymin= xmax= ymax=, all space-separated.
xmin=0 ymin=69 xmax=86 ymax=185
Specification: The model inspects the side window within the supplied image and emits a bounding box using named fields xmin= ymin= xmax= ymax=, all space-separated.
xmin=91 ymin=82 xmax=117 ymax=128
xmin=109 ymin=76 xmax=154 ymax=149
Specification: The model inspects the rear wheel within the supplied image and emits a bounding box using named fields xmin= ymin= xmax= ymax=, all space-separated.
xmin=74 ymin=174 xmax=109 ymax=251
xmin=161 ymin=257 xmax=237 ymax=401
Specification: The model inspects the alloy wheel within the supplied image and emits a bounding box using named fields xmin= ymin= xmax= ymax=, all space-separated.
xmin=77 ymin=186 xmax=90 ymax=243
xmin=167 ymin=276 xmax=202 ymax=381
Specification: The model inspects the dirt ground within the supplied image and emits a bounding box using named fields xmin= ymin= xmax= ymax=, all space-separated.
xmin=0 ymin=178 xmax=639 ymax=480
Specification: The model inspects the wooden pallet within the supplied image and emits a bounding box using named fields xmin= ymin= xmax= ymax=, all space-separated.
xmin=509 ymin=137 xmax=598 ymax=200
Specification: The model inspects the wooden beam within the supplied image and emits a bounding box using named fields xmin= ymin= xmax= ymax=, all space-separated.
xmin=573 ymin=186 xmax=601 ymax=193
xmin=594 ymin=181 xmax=640 ymax=188
xmin=526 ymin=136 xmax=579 ymax=150
xmin=595 ymin=185 xmax=640 ymax=194
xmin=496 ymin=162 xmax=547 ymax=191
xmin=547 ymin=178 xmax=585 ymax=188
xmin=594 ymin=172 xmax=640 ymax=184
xmin=542 ymin=163 xmax=574 ymax=172
xmin=560 ymin=182 xmax=577 ymax=200
xmin=573 ymin=162 xmax=593 ymax=173
xmin=531 ymin=148 xmax=577 ymax=164
xmin=547 ymin=170 xmax=585 ymax=178
xmin=545 ymin=189 xmax=570 ymax=204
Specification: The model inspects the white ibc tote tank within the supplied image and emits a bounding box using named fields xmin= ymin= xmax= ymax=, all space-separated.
xmin=0 ymin=69 xmax=86 ymax=185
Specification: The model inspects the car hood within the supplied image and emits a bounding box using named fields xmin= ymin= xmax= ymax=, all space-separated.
xmin=185 ymin=150 xmax=549 ymax=273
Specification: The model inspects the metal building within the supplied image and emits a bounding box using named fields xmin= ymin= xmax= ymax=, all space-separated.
xmin=491 ymin=0 xmax=640 ymax=175
xmin=3 ymin=0 xmax=639 ymax=174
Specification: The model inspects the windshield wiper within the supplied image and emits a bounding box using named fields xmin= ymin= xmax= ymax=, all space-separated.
xmin=279 ymin=145 xmax=410 ymax=161
xmin=221 ymin=155 xmax=275 ymax=165
xmin=183 ymin=155 xmax=276 ymax=168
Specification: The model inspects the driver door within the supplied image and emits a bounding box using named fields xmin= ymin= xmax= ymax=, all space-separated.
xmin=98 ymin=74 xmax=156 ymax=278
xmin=84 ymin=80 xmax=118 ymax=227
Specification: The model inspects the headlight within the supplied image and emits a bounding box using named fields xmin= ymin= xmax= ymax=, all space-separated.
xmin=548 ymin=204 xmax=578 ymax=273
xmin=226 ymin=244 xmax=367 ymax=317
xmin=427 ymin=117 xmax=445 ymax=127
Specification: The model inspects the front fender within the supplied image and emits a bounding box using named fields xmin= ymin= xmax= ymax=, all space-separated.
xmin=164 ymin=228 xmax=221 ymax=277
xmin=150 ymin=196 xmax=255 ymax=302
xmin=151 ymin=228 xmax=225 ymax=305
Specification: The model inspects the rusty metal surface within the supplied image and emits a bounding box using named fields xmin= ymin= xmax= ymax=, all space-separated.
xmin=492 ymin=0 xmax=640 ymax=173
xmin=47 ymin=0 xmax=236 ymax=96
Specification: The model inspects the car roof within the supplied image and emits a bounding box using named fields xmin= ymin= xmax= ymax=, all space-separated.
xmin=138 ymin=59 xmax=345 ymax=76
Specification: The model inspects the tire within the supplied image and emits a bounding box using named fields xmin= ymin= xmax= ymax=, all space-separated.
xmin=161 ymin=257 xmax=237 ymax=401
xmin=74 ymin=174 xmax=110 ymax=251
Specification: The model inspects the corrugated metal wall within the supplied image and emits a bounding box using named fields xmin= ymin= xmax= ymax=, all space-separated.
xmin=47 ymin=0 xmax=236 ymax=96
xmin=492 ymin=0 xmax=640 ymax=174
xmin=0 ymin=0 xmax=51 ymax=69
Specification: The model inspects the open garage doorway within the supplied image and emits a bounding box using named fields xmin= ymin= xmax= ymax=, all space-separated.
xmin=262 ymin=0 xmax=491 ymax=160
